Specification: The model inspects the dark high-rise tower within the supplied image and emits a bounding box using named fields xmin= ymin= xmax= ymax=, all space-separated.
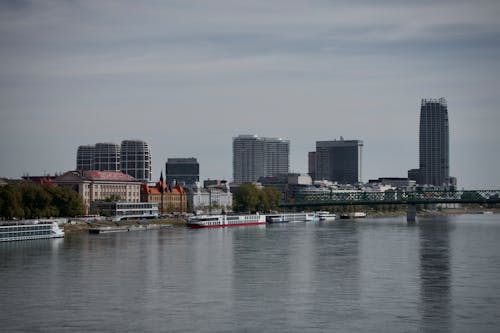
xmin=418 ymin=98 xmax=449 ymax=186
xmin=315 ymin=138 xmax=363 ymax=184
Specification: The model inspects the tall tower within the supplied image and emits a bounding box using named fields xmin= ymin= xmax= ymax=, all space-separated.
xmin=419 ymin=98 xmax=449 ymax=186
xmin=233 ymin=134 xmax=289 ymax=184
xmin=120 ymin=140 xmax=152 ymax=183
xmin=76 ymin=145 xmax=95 ymax=171
xmin=315 ymin=138 xmax=363 ymax=184
xmin=93 ymin=143 xmax=121 ymax=171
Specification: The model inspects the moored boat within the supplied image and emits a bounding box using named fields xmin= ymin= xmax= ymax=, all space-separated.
xmin=316 ymin=211 xmax=337 ymax=221
xmin=187 ymin=214 xmax=266 ymax=228
xmin=0 ymin=220 xmax=64 ymax=242
xmin=266 ymin=212 xmax=318 ymax=223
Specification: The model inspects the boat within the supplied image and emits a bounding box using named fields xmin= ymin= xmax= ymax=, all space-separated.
xmin=339 ymin=212 xmax=367 ymax=219
xmin=266 ymin=212 xmax=318 ymax=224
xmin=187 ymin=213 xmax=266 ymax=228
xmin=0 ymin=219 xmax=64 ymax=242
xmin=316 ymin=211 xmax=336 ymax=221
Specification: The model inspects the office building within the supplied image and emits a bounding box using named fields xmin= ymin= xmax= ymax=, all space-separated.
xmin=76 ymin=145 xmax=95 ymax=171
xmin=233 ymin=134 xmax=289 ymax=184
xmin=165 ymin=158 xmax=199 ymax=187
xmin=120 ymin=140 xmax=152 ymax=183
xmin=408 ymin=98 xmax=452 ymax=187
xmin=419 ymin=98 xmax=450 ymax=186
xmin=93 ymin=143 xmax=121 ymax=172
xmin=315 ymin=138 xmax=363 ymax=184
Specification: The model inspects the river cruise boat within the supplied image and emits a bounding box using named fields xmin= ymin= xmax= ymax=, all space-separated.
xmin=187 ymin=214 xmax=266 ymax=228
xmin=0 ymin=220 xmax=64 ymax=242
xmin=266 ymin=212 xmax=318 ymax=224
xmin=316 ymin=211 xmax=337 ymax=221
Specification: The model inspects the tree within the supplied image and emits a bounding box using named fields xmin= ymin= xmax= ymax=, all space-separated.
xmin=0 ymin=185 xmax=24 ymax=219
xmin=233 ymin=184 xmax=260 ymax=213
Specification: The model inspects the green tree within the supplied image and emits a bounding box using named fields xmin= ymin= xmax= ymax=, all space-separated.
xmin=259 ymin=187 xmax=280 ymax=212
xmin=233 ymin=183 xmax=260 ymax=212
xmin=0 ymin=185 xmax=24 ymax=219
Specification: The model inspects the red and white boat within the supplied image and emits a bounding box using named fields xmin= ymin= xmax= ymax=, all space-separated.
xmin=187 ymin=214 xmax=266 ymax=228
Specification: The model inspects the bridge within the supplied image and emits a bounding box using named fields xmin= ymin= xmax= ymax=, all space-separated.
xmin=279 ymin=190 xmax=500 ymax=222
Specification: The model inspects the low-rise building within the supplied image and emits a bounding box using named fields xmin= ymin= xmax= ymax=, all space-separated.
xmin=140 ymin=176 xmax=187 ymax=214
xmin=54 ymin=170 xmax=142 ymax=214
xmin=188 ymin=181 xmax=233 ymax=214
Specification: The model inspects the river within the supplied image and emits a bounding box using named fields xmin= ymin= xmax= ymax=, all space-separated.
xmin=1 ymin=214 xmax=500 ymax=332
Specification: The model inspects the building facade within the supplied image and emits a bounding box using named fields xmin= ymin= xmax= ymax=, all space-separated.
xmin=93 ymin=143 xmax=121 ymax=171
xmin=187 ymin=182 xmax=233 ymax=214
xmin=54 ymin=170 xmax=142 ymax=214
xmin=419 ymin=98 xmax=450 ymax=186
xmin=140 ymin=177 xmax=187 ymax=214
xmin=315 ymin=138 xmax=363 ymax=184
xmin=76 ymin=145 xmax=95 ymax=171
xmin=233 ymin=134 xmax=289 ymax=184
xmin=165 ymin=158 xmax=199 ymax=187
xmin=308 ymin=152 xmax=316 ymax=180
xmin=120 ymin=140 xmax=152 ymax=183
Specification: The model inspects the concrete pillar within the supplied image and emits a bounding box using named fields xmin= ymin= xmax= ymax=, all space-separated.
xmin=407 ymin=204 xmax=417 ymax=224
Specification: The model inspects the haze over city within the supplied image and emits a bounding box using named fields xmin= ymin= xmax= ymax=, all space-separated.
xmin=1 ymin=1 xmax=499 ymax=188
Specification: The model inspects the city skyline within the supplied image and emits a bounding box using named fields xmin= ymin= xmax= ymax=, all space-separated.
xmin=1 ymin=1 xmax=500 ymax=188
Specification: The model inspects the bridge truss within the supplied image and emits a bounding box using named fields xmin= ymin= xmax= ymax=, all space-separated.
xmin=280 ymin=190 xmax=500 ymax=208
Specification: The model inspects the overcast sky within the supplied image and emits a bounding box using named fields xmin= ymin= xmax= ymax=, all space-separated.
xmin=1 ymin=0 xmax=499 ymax=188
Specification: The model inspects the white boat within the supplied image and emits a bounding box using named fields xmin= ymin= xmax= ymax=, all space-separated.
xmin=316 ymin=211 xmax=336 ymax=221
xmin=0 ymin=220 xmax=64 ymax=242
xmin=266 ymin=212 xmax=318 ymax=223
xmin=187 ymin=214 xmax=266 ymax=228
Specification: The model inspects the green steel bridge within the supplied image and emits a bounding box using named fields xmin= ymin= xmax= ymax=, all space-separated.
xmin=279 ymin=190 xmax=500 ymax=222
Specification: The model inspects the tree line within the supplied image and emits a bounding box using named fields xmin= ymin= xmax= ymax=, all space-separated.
xmin=0 ymin=183 xmax=85 ymax=220
xmin=233 ymin=184 xmax=280 ymax=213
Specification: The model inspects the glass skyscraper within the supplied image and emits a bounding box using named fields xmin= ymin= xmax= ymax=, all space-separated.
xmin=418 ymin=98 xmax=449 ymax=186
xmin=315 ymin=138 xmax=363 ymax=184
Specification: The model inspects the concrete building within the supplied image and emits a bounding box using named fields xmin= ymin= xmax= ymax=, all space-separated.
xmin=188 ymin=181 xmax=233 ymax=214
xmin=165 ymin=158 xmax=199 ymax=187
xmin=93 ymin=143 xmax=121 ymax=172
xmin=120 ymin=140 xmax=152 ymax=183
xmin=259 ymin=173 xmax=312 ymax=202
xmin=54 ymin=170 xmax=142 ymax=214
xmin=233 ymin=134 xmax=289 ymax=184
xmin=315 ymin=138 xmax=363 ymax=184
xmin=76 ymin=145 xmax=95 ymax=171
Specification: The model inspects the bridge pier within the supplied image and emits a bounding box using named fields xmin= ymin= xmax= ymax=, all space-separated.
xmin=407 ymin=204 xmax=417 ymax=224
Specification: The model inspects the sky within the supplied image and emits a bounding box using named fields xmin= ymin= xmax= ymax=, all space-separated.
xmin=0 ymin=0 xmax=499 ymax=189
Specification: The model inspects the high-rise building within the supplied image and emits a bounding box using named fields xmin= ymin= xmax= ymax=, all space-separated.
xmin=76 ymin=145 xmax=95 ymax=171
xmin=165 ymin=158 xmax=199 ymax=187
xmin=93 ymin=143 xmax=121 ymax=172
xmin=315 ymin=138 xmax=363 ymax=184
xmin=418 ymin=98 xmax=450 ymax=186
xmin=120 ymin=140 xmax=152 ymax=183
xmin=233 ymin=134 xmax=289 ymax=184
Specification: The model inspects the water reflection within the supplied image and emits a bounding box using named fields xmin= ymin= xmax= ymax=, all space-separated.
xmin=418 ymin=218 xmax=452 ymax=332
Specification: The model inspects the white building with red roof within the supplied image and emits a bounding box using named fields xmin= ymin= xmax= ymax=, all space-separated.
xmin=54 ymin=170 xmax=142 ymax=214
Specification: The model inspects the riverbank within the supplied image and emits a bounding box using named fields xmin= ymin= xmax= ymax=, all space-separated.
xmin=64 ymin=218 xmax=187 ymax=235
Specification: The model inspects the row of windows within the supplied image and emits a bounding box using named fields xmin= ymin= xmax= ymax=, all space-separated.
xmin=0 ymin=230 xmax=51 ymax=238
xmin=0 ymin=225 xmax=51 ymax=232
